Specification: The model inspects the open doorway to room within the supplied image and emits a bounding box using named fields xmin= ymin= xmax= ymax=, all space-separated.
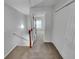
xmin=32 ymin=13 xmax=45 ymax=46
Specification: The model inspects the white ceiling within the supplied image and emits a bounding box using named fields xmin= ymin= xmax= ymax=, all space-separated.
xmin=4 ymin=0 xmax=43 ymax=7
xmin=4 ymin=0 xmax=43 ymax=14
xmin=31 ymin=0 xmax=58 ymax=7
xmin=4 ymin=0 xmax=73 ymax=14
xmin=4 ymin=0 xmax=30 ymax=15
xmin=31 ymin=0 xmax=74 ymax=8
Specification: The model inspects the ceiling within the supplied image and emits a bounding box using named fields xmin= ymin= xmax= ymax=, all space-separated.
xmin=4 ymin=0 xmax=43 ymax=14
xmin=31 ymin=0 xmax=59 ymax=8
xmin=31 ymin=0 xmax=74 ymax=8
xmin=4 ymin=0 xmax=73 ymax=15
xmin=5 ymin=0 xmax=30 ymax=14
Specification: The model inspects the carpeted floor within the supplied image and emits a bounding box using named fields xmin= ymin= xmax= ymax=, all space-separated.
xmin=5 ymin=42 xmax=63 ymax=59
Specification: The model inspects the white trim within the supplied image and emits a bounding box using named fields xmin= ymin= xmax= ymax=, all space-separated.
xmin=56 ymin=0 xmax=74 ymax=12
xmin=4 ymin=45 xmax=17 ymax=58
xmin=51 ymin=41 xmax=63 ymax=58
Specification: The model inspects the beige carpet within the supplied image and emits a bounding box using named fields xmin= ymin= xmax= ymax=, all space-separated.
xmin=5 ymin=42 xmax=63 ymax=59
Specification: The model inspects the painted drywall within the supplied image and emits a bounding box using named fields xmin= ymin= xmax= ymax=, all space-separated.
xmin=52 ymin=2 xmax=75 ymax=59
xmin=30 ymin=7 xmax=54 ymax=42
xmin=4 ymin=4 xmax=29 ymax=57
xmin=45 ymin=10 xmax=54 ymax=42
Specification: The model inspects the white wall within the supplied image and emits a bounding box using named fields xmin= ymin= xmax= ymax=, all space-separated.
xmin=52 ymin=2 xmax=75 ymax=59
xmin=4 ymin=4 xmax=29 ymax=57
xmin=45 ymin=10 xmax=54 ymax=42
xmin=31 ymin=7 xmax=54 ymax=42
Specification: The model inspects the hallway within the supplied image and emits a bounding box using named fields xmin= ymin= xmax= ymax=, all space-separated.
xmin=5 ymin=42 xmax=62 ymax=59
xmin=4 ymin=0 xmax=75 ymax=59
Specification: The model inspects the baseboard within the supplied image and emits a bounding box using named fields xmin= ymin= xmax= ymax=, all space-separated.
xmin=4 ymin=45 xmax=17 ymax=58
xmin=44 ymin=41 xmax=63 ymax=59
xmin=50 ymin=41 xmax=63 ymax=59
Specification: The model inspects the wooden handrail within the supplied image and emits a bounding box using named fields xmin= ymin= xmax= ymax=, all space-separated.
xmin=28 ymin=28 xmax=33 ymax=48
